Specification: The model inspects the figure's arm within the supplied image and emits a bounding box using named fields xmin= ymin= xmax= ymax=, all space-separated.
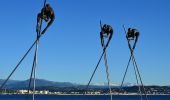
xmin=105 ymin=29 xmax=113 ymax=47
xmin=100 ymin=32 xmax=104 ymax=47
xmin=36 ymin=13 xmax=41 ymax=33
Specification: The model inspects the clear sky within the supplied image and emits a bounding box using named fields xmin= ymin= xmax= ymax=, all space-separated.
xmin=0 ymin=0 xmax=170 ymax=86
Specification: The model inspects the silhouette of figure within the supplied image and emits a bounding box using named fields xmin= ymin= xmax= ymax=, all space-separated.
xmin=36 ymin=4 xmax=55 ymax=37
xmin=100 ymin=24 xmax=113 ymax=48
xmin=127 ymin=28 xmax=139 ymax=49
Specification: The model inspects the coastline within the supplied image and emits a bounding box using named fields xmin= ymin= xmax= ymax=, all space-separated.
xmin=1 ymin=94 xmax=170 ymax=96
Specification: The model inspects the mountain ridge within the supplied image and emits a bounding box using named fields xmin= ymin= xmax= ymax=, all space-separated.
xmin=0 ymin=79 xmax=78 ymax=89
xmin=0 ymin=79 xmax=169 ymax=89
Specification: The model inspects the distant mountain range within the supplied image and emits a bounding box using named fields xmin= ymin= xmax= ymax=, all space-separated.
xmin=0 ymin=79 xmax=78 ymax=89
xmin=0 ymin=78 xmax=137 ymax=90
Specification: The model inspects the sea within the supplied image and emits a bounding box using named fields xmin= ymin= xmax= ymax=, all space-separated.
xmin=0 ymin=95 xmax=170 ymax=100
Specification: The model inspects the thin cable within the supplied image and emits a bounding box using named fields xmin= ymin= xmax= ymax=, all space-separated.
xmin=103 ymin=49 xmax=112 ymax=100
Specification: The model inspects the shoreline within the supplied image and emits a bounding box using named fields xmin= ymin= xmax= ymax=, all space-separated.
xmin=0 ymin=94 xmax=170 ymax=96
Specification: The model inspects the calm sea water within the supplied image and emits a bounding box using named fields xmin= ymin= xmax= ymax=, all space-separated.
xmin=0 ymin=95 xmax=170 ymax=100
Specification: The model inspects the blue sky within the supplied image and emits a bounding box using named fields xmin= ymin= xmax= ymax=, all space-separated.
xmin=0 ymin=0 xmax=170 ymax=86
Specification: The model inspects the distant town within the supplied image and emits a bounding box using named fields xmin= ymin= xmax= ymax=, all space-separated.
xmin=1 ymin=86 xmax=170 ymax=95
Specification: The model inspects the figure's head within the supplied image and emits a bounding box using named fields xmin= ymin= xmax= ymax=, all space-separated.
xmin=128 ymin=28 xmax=131 ymax=31
xmin=46 ymin=4 xmax=50 ymax=7
xmin=45 ymin=4 xmax=50 ymax=11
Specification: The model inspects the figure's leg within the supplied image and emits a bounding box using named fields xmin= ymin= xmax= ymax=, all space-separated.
xmin=106 ymin=32 xmax=113 ymax=47
xmin=41 ymin=18 xmax=54 ymax=34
